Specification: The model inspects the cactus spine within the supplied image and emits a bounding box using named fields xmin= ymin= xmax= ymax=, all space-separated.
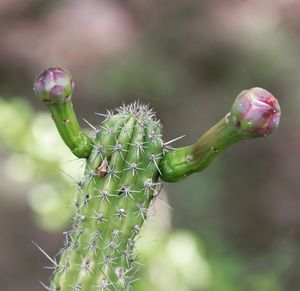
xmin=34 ymin=68 xmax=281 ymax=291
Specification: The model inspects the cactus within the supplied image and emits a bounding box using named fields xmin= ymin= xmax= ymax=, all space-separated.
xmin=33 ymin=68 xmax=281 ymax=290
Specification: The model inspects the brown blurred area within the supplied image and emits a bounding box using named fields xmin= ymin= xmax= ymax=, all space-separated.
xmin=0 ymin=0 xmax=300 ymax=290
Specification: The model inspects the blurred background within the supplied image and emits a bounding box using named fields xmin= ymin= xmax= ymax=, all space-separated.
xmin=0 ymin=0 xmax=299 ymax=290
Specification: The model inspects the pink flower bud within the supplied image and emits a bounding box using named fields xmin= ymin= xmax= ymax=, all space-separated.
xmin=33 ymin=67 xmax=74 ymax=103
xmin=229 ymin=87 xmax=281 ymax=137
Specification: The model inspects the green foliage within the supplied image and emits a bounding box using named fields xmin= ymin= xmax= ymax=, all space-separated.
xmin=0 ymin=97 xmax=76 ymax=230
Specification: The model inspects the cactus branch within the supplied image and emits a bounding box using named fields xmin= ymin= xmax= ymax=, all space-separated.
xmin=159 ymin=115 xmax=242 ymax=182
xmin=159 ymin=87 xmax=281 ymax=182
xmin=33 ymin=68 xmax=93 ymax=158
xmin=48 ymin=101 xmax=93 ymax=158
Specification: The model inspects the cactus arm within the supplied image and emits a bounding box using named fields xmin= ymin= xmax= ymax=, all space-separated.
xmin=33 ymin=67 xmax=93 ymax=158
xmin=159 ymin=115 xmax=243 ymax=182
xmin=159 ymin=87 xmax=281 ymax=182
xmin=49 ymin=100 xmax=93 ymax=158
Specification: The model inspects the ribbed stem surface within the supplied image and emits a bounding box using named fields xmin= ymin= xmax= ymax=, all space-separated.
xmin=51 ymin=104 xmax=163 ymax=291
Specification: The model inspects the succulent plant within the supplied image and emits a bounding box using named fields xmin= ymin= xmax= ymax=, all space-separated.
xmin=33 ymin=67 xmax=281 ymax=290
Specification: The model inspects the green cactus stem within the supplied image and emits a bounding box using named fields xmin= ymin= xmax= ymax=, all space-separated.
xmin=46 ymin=103 xmax=162 ymax=290
xmin=33 ymin=68 xmax=281 ymax=291
xmin=34 ymin=68 xmax=93 ymax=158
xmin=159 ymin=87 xmax=281 ymax=182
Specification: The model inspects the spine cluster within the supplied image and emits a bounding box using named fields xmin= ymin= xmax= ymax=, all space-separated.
xmin=51 ymin=103 xmax=163 ymax=290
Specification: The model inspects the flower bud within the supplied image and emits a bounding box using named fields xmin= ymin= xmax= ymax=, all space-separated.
xmin=229 ymin=87 xmax=281 ymax=137
xmin=33 ymin=67 xmax=74 ymax=103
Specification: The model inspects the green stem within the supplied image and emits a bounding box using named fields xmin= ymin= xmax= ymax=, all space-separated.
xmin=159 ymin=114 xmax=244 ymax=182
xmin=48 ymin=100 xmax=93 ymax=158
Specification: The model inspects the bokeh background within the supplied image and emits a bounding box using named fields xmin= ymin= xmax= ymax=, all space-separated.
xmin=0 ymin=0 xmax=299 ymax=290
